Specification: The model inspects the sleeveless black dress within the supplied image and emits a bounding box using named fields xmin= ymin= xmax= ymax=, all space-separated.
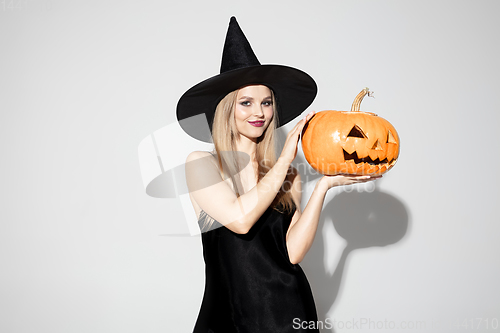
xmin=193 ymin=203 xmax=319 ymax=333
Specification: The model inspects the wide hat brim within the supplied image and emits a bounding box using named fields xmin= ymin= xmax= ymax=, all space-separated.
xmin=176 ymin=64 xmax=317 ymax=143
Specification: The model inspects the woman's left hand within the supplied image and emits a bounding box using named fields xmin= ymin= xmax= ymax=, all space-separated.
xmin=317 ymin=174 xmax=382 ymax=192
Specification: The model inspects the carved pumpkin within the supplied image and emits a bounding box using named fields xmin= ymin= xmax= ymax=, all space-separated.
xmin=301 ymin=88 xmax=400 ymax=176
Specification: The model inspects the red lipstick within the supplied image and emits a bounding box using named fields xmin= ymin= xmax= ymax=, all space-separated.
xmin=248 ymin=121 xmax=264 ymax=127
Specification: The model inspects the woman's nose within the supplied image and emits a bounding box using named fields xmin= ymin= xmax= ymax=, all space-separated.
xmin=252 ymin=105 xmax=264 ymax=117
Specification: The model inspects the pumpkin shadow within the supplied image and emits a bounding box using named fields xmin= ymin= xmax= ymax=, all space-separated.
xmin=300 ymin=183 xmax=410 ymax=332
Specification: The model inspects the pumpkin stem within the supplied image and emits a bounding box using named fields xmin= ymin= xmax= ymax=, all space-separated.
xmin=351 ymin=87 xmax=374 ymax=112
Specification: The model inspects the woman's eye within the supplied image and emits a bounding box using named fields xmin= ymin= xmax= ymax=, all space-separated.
xmin=241 ymin=101 xmax=251 ymax=106
xmin=262 ymin=101 xmax=272 ymax=106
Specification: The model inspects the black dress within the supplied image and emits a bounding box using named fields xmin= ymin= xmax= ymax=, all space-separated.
xmin=193 ymin=203 xmax=319 ymax=333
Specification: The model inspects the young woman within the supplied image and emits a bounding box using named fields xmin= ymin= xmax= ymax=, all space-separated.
xmin=177 ymin=17 xmax=377 ymax=333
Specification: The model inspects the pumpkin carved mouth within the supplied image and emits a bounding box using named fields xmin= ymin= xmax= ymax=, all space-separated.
xmin=342 ymin=149 xmax=395 ymax=166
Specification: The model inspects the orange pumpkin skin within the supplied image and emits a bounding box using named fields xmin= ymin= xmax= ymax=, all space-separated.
xmin=301 ymin=108 xmax=400 ymax=176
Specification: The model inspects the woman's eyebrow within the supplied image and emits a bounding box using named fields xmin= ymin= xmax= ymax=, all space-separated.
xmin=238 ymin=95 xmax=272 ymax=100
xmin=238 ymin=96 xmax=254 ymax=100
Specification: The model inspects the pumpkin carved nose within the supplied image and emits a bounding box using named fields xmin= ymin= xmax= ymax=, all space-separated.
xmin=371 ymin=139 xmax=383 ymax=150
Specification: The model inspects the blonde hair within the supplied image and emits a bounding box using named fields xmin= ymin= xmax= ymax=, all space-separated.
xmin=211 ymin=86 xmax=295 ymax=213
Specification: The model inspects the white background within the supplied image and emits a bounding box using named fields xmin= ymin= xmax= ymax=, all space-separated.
xmin=1 ymin=0 xmax=499 ymax=332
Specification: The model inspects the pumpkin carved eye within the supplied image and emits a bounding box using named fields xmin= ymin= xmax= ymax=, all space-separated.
xmin=347 ymin=125 xmax=367 ymax=138
xmin=387 ymin=130 xmax=397 ymax=144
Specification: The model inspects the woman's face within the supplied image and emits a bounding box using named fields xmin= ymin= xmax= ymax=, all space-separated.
xmin=234 ymin=85 xmax=274 ymax=141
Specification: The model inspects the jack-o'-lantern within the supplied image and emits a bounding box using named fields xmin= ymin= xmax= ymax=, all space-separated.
xmin=301 ymin=88 xmax=400 ymax=176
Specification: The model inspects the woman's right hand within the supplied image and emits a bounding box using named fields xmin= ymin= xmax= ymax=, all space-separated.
xmin=280 ymin=111 xmax=316 ymax=164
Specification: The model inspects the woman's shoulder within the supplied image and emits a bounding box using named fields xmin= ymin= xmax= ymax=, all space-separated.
xmin=185 ymin=150 xmax=220 ymax=179
xmin=186 ymin=150 xmax=214 ymax=163
xmin=186 ymin=151 xmax=219 ymax=171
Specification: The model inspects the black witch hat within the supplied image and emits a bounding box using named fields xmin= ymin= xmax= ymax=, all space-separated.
xmin=176 ymin=17 xmax=317 ymax=142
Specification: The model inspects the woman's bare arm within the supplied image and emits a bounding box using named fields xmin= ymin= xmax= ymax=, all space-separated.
xmin=186 ymin=151 xmax=291 ymax=234
xmin=286 ymin=174 xmax=378 ymax=264
xmin=186 ymin=112 xmax=315 ymax=234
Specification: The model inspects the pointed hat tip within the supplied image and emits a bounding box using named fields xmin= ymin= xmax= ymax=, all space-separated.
xmin=227 ymin=16 xmax=241 ymax=32
xmin=229 ymin=16 xmax=238 ymax=26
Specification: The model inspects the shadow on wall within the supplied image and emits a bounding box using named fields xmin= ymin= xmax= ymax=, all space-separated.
xmin=301 ymin=184 xmax=410 ymax=333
